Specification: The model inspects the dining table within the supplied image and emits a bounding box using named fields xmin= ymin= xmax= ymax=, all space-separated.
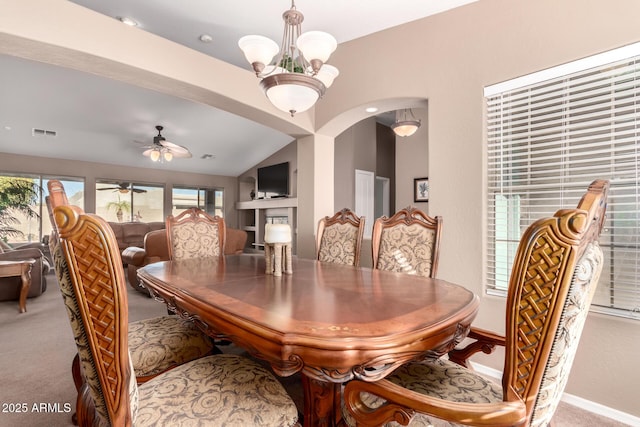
xmin=137 ymin=254 xmax=479 ymax=427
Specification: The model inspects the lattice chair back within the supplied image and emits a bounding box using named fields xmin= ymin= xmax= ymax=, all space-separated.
xmin=503 ymin=180 xmax=608 ymax=426
xmin=166 ymin=208 xmax=226 ymax=260
xmin=372 ymin=206 xmax=442 ymax=278
xmin=316 ymin=208 xmax=366 ymax=266
xmin=52 ymin=202 xmax=137 ymax=426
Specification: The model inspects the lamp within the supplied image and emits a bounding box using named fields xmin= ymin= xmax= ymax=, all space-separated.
xmin=239 ymin=1 xmax=339 ymax=116
xmin=391 ymin=109 xmax=421 ymax=137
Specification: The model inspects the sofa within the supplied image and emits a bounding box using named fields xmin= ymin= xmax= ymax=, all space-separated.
xmin=108 ymin=221 xmax=166 ymax=254
xmin=118 ymin=223 xmax=248 ymax=294
xmin=0 ymin=241 xmax=50 ymax=301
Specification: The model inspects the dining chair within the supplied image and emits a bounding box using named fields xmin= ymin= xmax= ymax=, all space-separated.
xmin=316 ymin=208 xmax=366 ymax=266
xmin=166 ymin=207 xmax=226 ymax=260
xmin=371 ymin=206 xmax=442 ymax=278
xmin=50 ymin=196 xmax=300 ymax=426
xmin=343 ymin=179 xmax=609 ymax=427
xmin=47 ymin=181 xmax=217 ymax=415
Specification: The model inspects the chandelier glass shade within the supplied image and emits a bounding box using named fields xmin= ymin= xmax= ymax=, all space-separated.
xmin=238 ymin=1 xmax=339 ymax=116
xmin=391 ymin=109 xmax=422 ymax=137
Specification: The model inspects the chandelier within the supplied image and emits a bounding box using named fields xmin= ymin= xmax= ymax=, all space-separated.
xmin=238 ymin=1 xmax=339 ymax=116
xmin=391 ymin=109 xmax=421 ymax=137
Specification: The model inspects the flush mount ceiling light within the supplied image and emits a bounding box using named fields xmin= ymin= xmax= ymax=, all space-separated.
xmin=391 ymin=109 xmax=422 ymax=137
xmin=238 ymin=0 xmax=339 ymax=117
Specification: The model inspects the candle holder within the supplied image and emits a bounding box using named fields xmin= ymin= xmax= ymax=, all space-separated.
xmin=264 ymin=224 xmax=293 ymax=276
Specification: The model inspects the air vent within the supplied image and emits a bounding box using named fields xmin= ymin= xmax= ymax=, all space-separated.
xmin=32 ymin=128 xmax=57 ymax=137
xmin=201 ymin=154 xmax=216 ymax=159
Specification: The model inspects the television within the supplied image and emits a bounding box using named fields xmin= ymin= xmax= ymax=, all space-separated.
xmin=258 ymin=162 xmax=289 ymax=198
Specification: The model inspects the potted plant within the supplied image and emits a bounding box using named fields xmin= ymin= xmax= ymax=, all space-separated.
xmin=0 ymin=177 xmax=40 ymax=242
xmin=107 ymin=197 xmax=131 ymax=223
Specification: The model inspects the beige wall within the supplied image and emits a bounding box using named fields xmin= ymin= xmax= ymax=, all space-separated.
xmin=0 ymin=152 xmax=239 ymax=227
xmin=314 ymin=0 xmax=640 ymax=416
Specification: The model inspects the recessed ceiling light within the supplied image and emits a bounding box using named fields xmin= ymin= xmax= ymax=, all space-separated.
xmin=365 ymin=107 xmax=378 ymax=113
xmin=117 ymin=16 xmax=138 ymax=27
xmin=199 ymin=34 xmax=213 ymax=43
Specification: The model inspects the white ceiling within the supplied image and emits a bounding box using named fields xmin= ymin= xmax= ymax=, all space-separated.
xmin=0 ymin=0 xmax=477 ymax=176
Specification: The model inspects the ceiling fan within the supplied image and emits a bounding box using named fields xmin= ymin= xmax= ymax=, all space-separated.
xmin=136 ymin=125 xmax=192 ymax=163
xmin=97 ymin=182 xmax=147 ymax=194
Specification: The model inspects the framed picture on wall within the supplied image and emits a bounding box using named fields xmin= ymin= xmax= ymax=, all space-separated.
xmin=414 ymin=177 xmax=429 ymax=202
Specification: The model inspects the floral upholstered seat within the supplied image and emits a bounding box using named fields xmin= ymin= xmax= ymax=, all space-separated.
xmin=166 ymin=207 xmax=225 ymax=260
xmin=343 ymin=180 xmax=609 ymax=427
xmin=51 ymin=198 xmax=299 ymax=426
xmin=372 ymin=207 xmax=442 ymax=278
xmin=316 ymin=208 xmax=365 ymax=266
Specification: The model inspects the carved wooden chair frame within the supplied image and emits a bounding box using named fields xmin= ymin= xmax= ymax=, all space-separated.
xmin=166 ymin=207 xmax=226 ymax=259
xmin=316 ymin=208 xmax=366 ymax=266
xmin=371 ymin=206 xmax=443 ymax=278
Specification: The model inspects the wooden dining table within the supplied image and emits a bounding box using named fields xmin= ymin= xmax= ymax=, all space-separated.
xmin=138 ymin=255 xmax=479 ymax=427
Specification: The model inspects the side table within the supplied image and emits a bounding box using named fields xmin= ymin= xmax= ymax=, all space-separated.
xmin=0 ymin=259 xmax=36 ymax=313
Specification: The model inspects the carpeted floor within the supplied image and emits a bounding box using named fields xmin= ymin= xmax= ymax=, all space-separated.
xmin=0 ymin=271 xmax=630 ymax=426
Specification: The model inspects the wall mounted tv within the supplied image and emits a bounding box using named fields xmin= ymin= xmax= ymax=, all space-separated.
xmin=258 ymin=162 xmax=289 ymax=198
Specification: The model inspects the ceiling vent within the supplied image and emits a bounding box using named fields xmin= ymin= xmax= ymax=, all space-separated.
xmin=32 ymin=128 xmax=57 ymax=137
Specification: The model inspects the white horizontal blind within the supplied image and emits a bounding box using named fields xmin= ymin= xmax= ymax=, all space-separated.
xmin=486 ymin=48 xmax=640 ymax=320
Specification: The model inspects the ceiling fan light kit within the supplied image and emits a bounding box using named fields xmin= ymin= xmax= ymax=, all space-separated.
xmin=238 ymin=0 xmax=339 ymax=116
xmin=141 ymin=125 xmax=192 ymax=163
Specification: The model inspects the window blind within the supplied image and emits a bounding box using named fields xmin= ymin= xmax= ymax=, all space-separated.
xmin=485 ymin=46 xmax=640 ymax=320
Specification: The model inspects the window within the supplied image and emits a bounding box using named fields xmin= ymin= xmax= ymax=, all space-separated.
xmin=0 ymin=174 xmax=84 ymax=244
xmin=486 ymin=42 xmax=640 ymax=320
xmin=172 ymin=187 xmax=224 ymax=217
xmin=96 ymin=181 xmax=164 ymax=223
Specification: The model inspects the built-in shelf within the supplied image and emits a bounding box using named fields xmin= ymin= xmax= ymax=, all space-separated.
xmin=236 ymin=198 xmax=297 ymax=254
xmin=236 ymin=198 xmax=298 ymax=210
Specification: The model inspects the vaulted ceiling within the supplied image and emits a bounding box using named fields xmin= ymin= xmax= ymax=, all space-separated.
xmin=0 ymin=0 xmax=476 ymax=175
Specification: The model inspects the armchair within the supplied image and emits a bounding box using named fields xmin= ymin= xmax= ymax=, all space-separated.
xmin=122 ymin=226 xmax=247 ymax=294
xmin=0 ymin=241 xmax=49 ymax=301
xmin=343 ymin=180 xmax=609 ymax=427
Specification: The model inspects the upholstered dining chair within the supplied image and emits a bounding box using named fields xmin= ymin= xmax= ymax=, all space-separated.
xmin=316 ymin=208 xmax=366 ymax=266
xmin=50 ymin=194 xmax=300 ymax=426
xmin=371 ymin=206 xmax=442 ymax=278
xmin=343 ymin=179 xmax=609 ymax=427
xmin=166 ymin=207 xmax=226 ymax=260
xmin=47 ymin=181 xmax=216 ymax=415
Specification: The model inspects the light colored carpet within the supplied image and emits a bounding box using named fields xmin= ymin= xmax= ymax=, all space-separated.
xmin=0 ymin=271 xmax=630 ymax=426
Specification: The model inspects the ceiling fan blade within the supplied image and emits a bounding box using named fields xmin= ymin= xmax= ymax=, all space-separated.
xmin=171 ymin=150 xmax=193 ymax=158
xmin=132 ymin=188 xmax=148 ymax=193
xmin=142 ymin=148 xmax=155 ymax=157
xmin=97 ymin=187 xmax=118 ymax=191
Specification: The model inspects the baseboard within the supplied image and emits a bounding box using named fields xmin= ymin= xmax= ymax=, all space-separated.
xmin=470 ymin=362 xmax=640 ymax=426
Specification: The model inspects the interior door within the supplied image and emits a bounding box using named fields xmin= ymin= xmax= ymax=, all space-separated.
xmin=355 ymin=169 xmax=375 ymax=238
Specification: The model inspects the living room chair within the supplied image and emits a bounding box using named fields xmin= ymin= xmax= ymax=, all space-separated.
xmin=166 ymin=207 xmax=226 ymax=260
xmin=0 ymin=240 xmax=49 ymax=301
xmin=316 ymin=208 xmax=366 ymax=266
xmin=50 ymin=195 xmax=299 ymax=426
xmin=343 ymin=179 xmax=609 ymax=427
xmin=371 ymin=206 xmax=442 ymax=278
